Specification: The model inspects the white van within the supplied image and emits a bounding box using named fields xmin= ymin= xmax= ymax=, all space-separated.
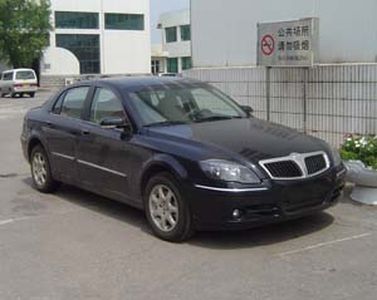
xmin=0 ymin=68 xmax=38 ymax=98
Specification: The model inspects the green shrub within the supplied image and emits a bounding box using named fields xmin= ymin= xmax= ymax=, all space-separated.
xmin=340 ymin=135 xmax=377 ymax=170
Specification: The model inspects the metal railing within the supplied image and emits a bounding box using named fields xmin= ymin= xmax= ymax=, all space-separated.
xmin=184 ymin=64 xmax=377 ymax=147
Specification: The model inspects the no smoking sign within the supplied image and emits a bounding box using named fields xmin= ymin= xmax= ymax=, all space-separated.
xmin=261 ymin=34 xmax=275 ymax=56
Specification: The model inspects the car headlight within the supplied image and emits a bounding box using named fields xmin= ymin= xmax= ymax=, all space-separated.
xmin=330 ymin=148 xmax=342 ymax=166
xmin=199 ymin=159 xmax=260 ymax=184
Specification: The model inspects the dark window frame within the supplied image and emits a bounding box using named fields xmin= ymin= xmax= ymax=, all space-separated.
xmin=56 ymin=34 xmax=101 ymax=74
xmin=181 ymin=57 xmax=192 ymax=70
xmin=165 ymin=27 xmax=177 ymax=43
xmin=180 ymin=25 xmax=191 ymax=41
xmin=55 ymin=11 xmax=99 ymax=29
xmin=167 ymin=57 xmax=178 ymax=73
xmin=105 ymin=13 xmax=145 ymax=31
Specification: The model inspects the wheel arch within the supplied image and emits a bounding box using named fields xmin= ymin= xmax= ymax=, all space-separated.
xmin=27 ymin=135 xmax=48 ymax=162
xmin=140 ymin=155 xmax=188 ymax=197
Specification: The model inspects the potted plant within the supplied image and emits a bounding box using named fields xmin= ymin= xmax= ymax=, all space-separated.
xmin=340 ymin=134 xmax=377 ymax=205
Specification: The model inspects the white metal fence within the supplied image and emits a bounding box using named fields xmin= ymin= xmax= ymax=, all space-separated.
xmin=184 ymin=64 xmax=377 ymax=147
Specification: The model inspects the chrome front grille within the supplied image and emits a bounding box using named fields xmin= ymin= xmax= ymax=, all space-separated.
xmin=263 ymin=160 xmax=303 ymax=178
xmin=305 ymin=154 xmax=327 ymax=175
xmin=259 ymin=151 xmax=330 ymax=180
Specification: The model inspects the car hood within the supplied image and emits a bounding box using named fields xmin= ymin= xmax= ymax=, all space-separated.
xmin=145 ymin=118 xmax=330 ymax=163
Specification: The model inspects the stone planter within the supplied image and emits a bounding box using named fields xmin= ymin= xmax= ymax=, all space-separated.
xmin=344 ymin=161 xmax=377 ymax=205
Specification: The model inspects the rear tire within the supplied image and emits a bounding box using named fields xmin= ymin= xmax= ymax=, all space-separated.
xmin=144 ymin=172 xmax=194 ymax=242
xmin=30 ymin=145 xmax=59 ymax=193
xmin=29 ymin=92 xmax=35 ymax=98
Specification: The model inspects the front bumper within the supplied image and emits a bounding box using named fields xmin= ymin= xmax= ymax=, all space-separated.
xmin=187 ymin=166 xmax=346 ymax=230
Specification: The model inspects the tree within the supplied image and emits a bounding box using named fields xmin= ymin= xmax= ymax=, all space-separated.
xmin=0 ymin=0 xmax=51 ymax=68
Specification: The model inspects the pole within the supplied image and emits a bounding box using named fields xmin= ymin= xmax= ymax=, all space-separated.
xmin=266 ymin=66 xmax=271 ymax=121
xmin=303 ymin=67 xmax=309 ymax=134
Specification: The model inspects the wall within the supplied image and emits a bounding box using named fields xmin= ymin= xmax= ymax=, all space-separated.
xmin=49 ymin=0 xmax=150 ymax=75
xmin=184 ymin=64 xmax=377 ymax=147
xmin=191 ymin=0 xmax=377 ymax=68
xmin=40 ymin=47 xmax=80 ymax=76
xmin=158 ymin=9 xmax=191 ymax=72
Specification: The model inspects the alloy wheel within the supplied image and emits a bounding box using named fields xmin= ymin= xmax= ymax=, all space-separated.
xmin=149 ymin=184 xmax=179 ymax=232
xmin=32 ymin=152 xmax=47 ymax=187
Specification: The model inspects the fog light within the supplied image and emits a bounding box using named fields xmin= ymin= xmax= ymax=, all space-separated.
xmin=232 ymin=209 xmax=242 ymax=219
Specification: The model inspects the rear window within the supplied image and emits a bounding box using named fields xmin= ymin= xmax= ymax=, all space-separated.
xmin=15 ymin=71 xmax=36 ymax=80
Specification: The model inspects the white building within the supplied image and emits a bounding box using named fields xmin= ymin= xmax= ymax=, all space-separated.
xmin=191 ymin=0 xmax=377 ymax=68
xmin=41 ymin=0 xmax=151 ymax=76
xmin=155 ymin=9 xmax=191 ymax=74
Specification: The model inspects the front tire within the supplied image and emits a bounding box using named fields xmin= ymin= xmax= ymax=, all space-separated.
xmin=144 ymin=173 xmax=194 ymax=242
xmin=30 ymin=145 xmax=59 ymax=193
xmin=29 ymin=92 xmax=35 ymax=98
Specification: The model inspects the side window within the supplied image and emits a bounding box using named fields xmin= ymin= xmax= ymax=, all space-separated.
xmin=52 ymin=92 xmax=66 ymax=114
xmin=3 ymin=72 xmax=13 ymax=81
xmin=60 ymin=87 xmax=89 ymax=119
xmin=89 ymin=88 xmax=125 ymax=124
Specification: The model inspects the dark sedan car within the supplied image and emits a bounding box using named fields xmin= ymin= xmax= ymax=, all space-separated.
xmin=21 ymin=77 xmax=346 ymax=242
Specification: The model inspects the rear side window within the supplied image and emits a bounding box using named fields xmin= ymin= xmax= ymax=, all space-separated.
xmin=52 ymin=92 xmax=66 ymax=114
xmin=2 ymin=72 xmax=13 ymax=81
xmin=60 ymin=87 xmax=90 ymax=119
xmin=16 ymin=71 xmax=36 ymax=80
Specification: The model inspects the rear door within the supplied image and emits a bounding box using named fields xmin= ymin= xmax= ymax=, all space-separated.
xmin=44 ymin=86 xmax=91 ymax=184
xmin=77 ymin=86 xmax=134 ymax=201
xmin=14 ymin=70 xmax=37 ymax=88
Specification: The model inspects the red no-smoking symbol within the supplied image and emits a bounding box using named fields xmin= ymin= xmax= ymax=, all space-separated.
xmin=261 ymin=34 xmax=275 ymax=56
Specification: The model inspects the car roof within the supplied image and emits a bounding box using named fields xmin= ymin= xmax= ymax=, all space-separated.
xmin=2 ymin=68 xmax=35 ymax=73
xmin=74 ymin=76 xmax=204 ymax=91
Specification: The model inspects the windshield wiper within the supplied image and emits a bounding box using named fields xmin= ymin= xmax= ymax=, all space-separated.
xmin=194 ymin=115 xmax=243 ymax=123
xmin=144 ymin=120 xmax=189 ymax=127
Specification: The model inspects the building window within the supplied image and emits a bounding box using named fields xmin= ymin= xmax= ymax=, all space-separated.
xmin=180 ymin=25 xmax=191 ymax=41
xmin=165 ymin=27 xmax=177 ymax=43
xmin=167 ymin=58 xmax=178 ymax=73
xmin=56 ymin=34 xmax=100 ymax=74
xmin=181 ymin=57 xmax=192 ymax=70
xmin=151 ymin=60 xmax=161 ymax=75
xmin=105 ymin=13 xmax=144 ymax=30
xmin=55 ymin=12 xmax=99 ymax=29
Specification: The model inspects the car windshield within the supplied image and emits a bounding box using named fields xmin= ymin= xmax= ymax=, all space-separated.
xmin=128 ymin=84 xmax=247 ymax=127
xmin=16 ymin=71 xmax=35 ymax=80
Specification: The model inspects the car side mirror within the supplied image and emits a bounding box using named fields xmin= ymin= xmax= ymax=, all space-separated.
xmin=100 ymin=117 xmax=132 ymax=132
xmin=241 ymin=105 xmax=254 ymax=117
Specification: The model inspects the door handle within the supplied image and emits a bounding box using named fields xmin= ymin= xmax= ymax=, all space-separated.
xmin=81 ymin=129 xmax=90 ymax=136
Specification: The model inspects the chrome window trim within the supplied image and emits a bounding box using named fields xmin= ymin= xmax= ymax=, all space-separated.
xmin=77 ymin=159 xmax=127 ymax=178
xmin=194 ymin=184 xmax=269 ymax=193
xmin=259 ymin=151 xmax=330 ymax=181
